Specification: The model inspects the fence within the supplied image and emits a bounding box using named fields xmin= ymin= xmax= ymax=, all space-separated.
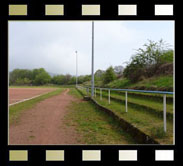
xmin=76 ymin=85 xmax=174 ymax=133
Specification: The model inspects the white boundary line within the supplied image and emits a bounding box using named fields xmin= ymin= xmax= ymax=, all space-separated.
xmin=9 ymin=92 xmax=50 ymax=106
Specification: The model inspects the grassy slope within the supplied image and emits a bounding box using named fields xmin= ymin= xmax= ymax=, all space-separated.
xmin=79 ymin=88 xmax=173 ymax=144
xmin=95 ymin=97 xmax=173 ymax=144
xmin=9 ymin=88 xmax=64 ymax=125
xmin=96 ymin=89 xmax=173 ymax=114
xmin=83 ymin=75 xmax=173 ymax=92
xmin=64 ymin=88 xmax=136 ymax=144
xmin=107 ymin=75 xmax=173 ymax=91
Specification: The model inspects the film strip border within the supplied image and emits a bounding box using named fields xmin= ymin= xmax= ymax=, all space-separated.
xmin=7 ymin=149 xmax=175 ymax=163
xmin=5 ymin=0 xmax=176 ymax=19
xmin=8 ymin=4 xmax=174 ymax=16
xmin=1 ymin=1 xmax=179 ymax=166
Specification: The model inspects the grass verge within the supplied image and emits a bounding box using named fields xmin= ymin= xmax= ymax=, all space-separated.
xmin=64 ymin=88 xmax=136 ymax=144
xmin=9 ymin=88 xmax=64 ymax=125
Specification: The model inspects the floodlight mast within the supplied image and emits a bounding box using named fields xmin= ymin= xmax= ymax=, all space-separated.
xmin=75 ymin=51 xmax=78 ymax=87
xmin=91 ymin=21 xmax=95 ymax=97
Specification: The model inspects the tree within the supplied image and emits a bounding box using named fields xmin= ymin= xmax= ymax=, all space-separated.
xmin=95 ymin=69 xmax=105 ymax=77
xmin=52 ymin=75 xmax=64 ymax=85
xmin=34 ymin=72 xmax=51 ymax=85
xmin=68 ymin=76 xmax=76 ymax=85
xmin=32 ymin=68 xmax=51 ymax=85
xmin=103 ymin=66 xmax=116 ymax=84
xmin=123 ymin=39 xmax=173 ymax=82
xmin=9 ymin=69 xmax=33 ymax=85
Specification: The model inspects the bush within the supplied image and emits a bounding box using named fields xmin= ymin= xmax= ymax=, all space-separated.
xmin=123 ymin=40 xmax=173 ymax=82
xmin=103 ymin=66 xmax=117 ymax=84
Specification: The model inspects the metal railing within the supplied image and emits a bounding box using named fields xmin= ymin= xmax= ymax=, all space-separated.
xmin=76 ymin=85 xmax=174 ymax=133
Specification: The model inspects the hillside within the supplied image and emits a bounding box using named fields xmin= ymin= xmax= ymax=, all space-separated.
xmin=83 ymin=75 xmax=173 ymax=92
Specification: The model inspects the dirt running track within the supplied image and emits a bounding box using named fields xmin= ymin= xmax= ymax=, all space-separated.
xmin=9 ymin=88 xmax=55 ymax=104
xmin=9 ymin=89 xmax=80 ymax=145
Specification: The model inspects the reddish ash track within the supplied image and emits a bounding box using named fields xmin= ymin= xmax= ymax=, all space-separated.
xmin=9 ymin=88 xmax=81 ymax=145
xmin=9 ymin=88 xmax=55 ymax=104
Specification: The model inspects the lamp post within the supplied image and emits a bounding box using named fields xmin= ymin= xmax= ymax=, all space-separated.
xmin=75 ymin=51 xmax=78 ymax=87
xmin=91 ymin=21 xmax=95 ymax=97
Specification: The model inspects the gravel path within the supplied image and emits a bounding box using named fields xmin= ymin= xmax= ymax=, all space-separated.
xmin=9 ymin=88 xmax=80 ymax=145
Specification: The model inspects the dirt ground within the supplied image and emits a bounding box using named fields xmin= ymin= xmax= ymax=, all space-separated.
xmin=9 ymin=88 xmax=81 ymax=145
xmin=9 ymin=88 xmax=55 ymax=104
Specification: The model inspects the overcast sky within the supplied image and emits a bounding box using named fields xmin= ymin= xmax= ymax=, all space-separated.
xmin=9 ymin=21 xmax=174 ymax=75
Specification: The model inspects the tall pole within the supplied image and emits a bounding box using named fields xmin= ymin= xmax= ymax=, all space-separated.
xmin=91 ymin=21 xmax=95 ymax=97
xmin=75 ymin=51 xmax=78 ymax=87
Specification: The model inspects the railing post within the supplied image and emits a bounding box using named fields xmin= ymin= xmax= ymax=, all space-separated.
xmin=163 ymin=94 xmax=167 ymax=132
xmin=100 ymin=88 xmax=102 ymax=100
xmin=125 ymin=91 xmax=128 ymax=112
xmin=108 ymin=89 xmax=110 ymax=104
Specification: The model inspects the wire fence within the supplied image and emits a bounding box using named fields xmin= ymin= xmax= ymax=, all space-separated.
xmin=76 ymin=85 xmax=174 ymax=133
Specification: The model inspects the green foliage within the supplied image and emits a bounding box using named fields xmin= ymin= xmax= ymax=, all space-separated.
xmin=34 ymin=71 xmax=51 ymax=85
xmin=123 ymin=39 xmax=173 ymax=83
xmin=107 ymin=78 xmax=131 ymax=88
xmin=102 ymin=75 xmax=173 ymax=91
xmin=52 ymin=75 xmax=65 ymax=85
xmin=159 ymin=50 xmax=173 ymax=63
xmin=51 ymin=74 xmax=90 ymax=85
xmin=9 ymin=69 xmax=33 ymax=85
xmin=15 ymin=78 xmax=32 ymax=85
xmin=103 ymin=66 xmax=117 ymax=84
xmin=10 ymin=68 xmax=51 ymax=86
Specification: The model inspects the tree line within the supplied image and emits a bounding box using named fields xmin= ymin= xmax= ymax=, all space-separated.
xmin=9 ymin=40 xmax=173 ymax=86
xmin=9 ymin=68 xmax=92 ymax=86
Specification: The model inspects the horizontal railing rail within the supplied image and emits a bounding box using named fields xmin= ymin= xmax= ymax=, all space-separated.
xmin=78 ymin=85 xmax=174 ymax=95
xmin=76 ymin=85 xmax=174 ymax=133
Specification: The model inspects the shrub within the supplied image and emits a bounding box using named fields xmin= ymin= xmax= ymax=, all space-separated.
xmin=123 ymin=39 xmax=173 ymax=82
xmin=103 ymin=66 xmax=117 ymax=84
